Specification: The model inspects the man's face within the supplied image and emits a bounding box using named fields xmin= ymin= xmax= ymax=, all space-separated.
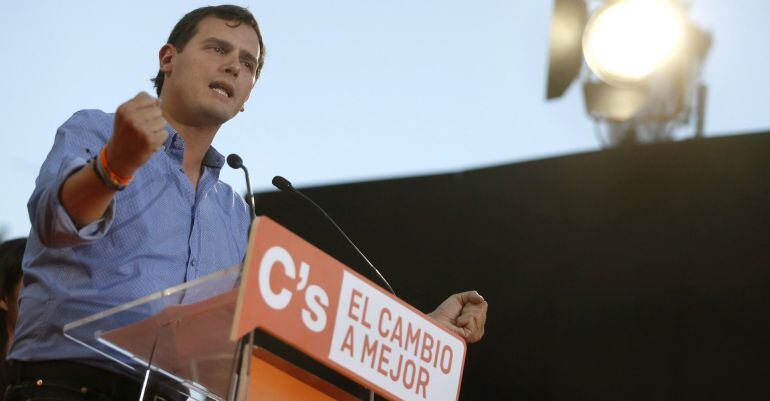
xmin=160 ymin=16 xmax=261 ymax=127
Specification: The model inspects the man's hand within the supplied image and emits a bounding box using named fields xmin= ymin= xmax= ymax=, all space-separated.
xmin=59 ymin=92 xmax=168 ymax=231
xmin=106 ymin=92 xmax=168 ymax=178
xmin=428 ymin=291 xmax=488 ymax=343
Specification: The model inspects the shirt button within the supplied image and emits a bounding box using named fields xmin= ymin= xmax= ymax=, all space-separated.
xmin=191 ymin=259 xmax=197 ymax=267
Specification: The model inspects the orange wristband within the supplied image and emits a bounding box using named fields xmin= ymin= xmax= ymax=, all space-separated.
xmin=100 ymin=146 xmax=133 ymax=188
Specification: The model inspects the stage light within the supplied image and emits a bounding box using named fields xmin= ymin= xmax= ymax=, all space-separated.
xmin=546 ymin=0 xmax=588 ymax=99
xmin=582 ymin=0 xmax=686 ymax=87
xmin=545 ymin=0 xmax=711 ymax=146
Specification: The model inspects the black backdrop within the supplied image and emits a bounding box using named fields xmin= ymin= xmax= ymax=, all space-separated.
xmin=251 ymin=132 xmax=770 ymax=400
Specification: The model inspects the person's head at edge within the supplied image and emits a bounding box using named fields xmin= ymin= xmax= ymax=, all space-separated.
xmin=151 ymin=5 xmax=266 ymax=131
xmin=0 ymin=238 xmax=25 ymax=353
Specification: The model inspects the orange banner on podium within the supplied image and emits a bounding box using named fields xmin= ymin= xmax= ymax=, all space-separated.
xmin=232 ymin=217 xmax=466 ymax=401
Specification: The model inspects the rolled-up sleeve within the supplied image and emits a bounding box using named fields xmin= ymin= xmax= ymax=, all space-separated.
xmin=28 ymin=110 xmax=116 ymax=248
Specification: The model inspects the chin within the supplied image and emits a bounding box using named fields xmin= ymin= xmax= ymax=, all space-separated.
xmin=198 ymin=106 xmax=236 ymax=126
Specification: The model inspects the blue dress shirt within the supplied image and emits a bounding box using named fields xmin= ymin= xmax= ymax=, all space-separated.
xmin=8 ymin=109 xmax=251 ymax=370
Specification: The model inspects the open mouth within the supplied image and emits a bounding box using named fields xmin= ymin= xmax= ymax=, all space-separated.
xmin=209 ymin=81 xmax=234 ymax=98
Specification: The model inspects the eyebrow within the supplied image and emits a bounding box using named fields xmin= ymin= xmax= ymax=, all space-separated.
xmin=201 ymin=37 xmax=259 ymax=67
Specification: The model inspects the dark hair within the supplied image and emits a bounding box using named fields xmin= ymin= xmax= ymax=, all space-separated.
xmin=0 ymin=237 xmax=24 ymax=388
xmin=0 ymin=238 xmax=24 ymax=301
xmin=151 ymin=5 xmax=266 ymax=96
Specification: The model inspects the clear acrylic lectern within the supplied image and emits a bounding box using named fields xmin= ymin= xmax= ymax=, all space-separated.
xmin=63 ymin=264 xmax=246 ymax=401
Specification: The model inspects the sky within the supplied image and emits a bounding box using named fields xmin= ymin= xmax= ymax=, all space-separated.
xmin=1 ymin=1 xmax=768 ymax=239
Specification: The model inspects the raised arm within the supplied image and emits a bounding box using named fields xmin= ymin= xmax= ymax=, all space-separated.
xmin=60 ymin=92 xmax=167 ymax=228
xmin=30 ymin=92 xmax=168 ymax=247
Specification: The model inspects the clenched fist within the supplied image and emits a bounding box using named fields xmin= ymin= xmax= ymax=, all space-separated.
xmin=105 ymin=92 xmax=168 ymax=178
xmin=428 ymin=291 xmax=488 ymax=343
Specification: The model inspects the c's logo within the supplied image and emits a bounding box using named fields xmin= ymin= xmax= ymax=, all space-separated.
xmin=258 ymin=245 xmax=329 ymax=332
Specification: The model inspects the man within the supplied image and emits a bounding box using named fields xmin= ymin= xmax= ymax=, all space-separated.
xmin=6 ymin=5 xmax=487 ymax=401
xmin=0 ymin=238 xmax=25 ymax=389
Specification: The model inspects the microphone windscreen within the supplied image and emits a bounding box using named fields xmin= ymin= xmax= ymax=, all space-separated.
xmin=226 ymin=153 xmax=243 ymax=169
xmin=272 ymin=176 xmax=294 ymax=192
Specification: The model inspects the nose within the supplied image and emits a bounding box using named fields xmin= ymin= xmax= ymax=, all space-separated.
xmin=223 ymin=54 xmax=241 ymax=78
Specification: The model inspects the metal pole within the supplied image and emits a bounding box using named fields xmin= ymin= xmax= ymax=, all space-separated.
xmin=695 ymin=84 xmax=707 ymax=138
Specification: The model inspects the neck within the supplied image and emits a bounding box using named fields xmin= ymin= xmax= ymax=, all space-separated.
xmin=161 ymin=107 xmax=220 ymax=187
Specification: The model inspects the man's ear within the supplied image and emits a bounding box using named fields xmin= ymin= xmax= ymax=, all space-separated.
xmin=0 ymin=298 xmax=7 ymax=312
xmin=159 ymin=44 xmax=177 ymax=74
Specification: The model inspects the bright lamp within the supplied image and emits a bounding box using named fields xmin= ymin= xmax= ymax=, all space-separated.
xmin=582 ymin=0 xmax=687 ymax=87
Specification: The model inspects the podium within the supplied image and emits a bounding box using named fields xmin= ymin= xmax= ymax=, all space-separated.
xmin=64 ymin=217 xmax=466 ymax=401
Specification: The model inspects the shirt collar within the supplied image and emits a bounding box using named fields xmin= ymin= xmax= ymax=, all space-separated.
xmin=162 ymin=125 xmax=226 ymax=170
